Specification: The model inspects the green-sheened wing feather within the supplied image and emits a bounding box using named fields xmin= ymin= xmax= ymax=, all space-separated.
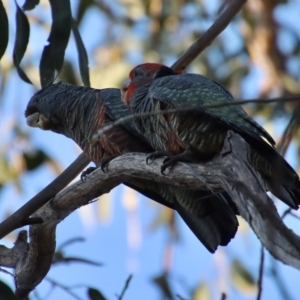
xmin=148 ymin=73 xmax=275 ymax=146
xmin=145 ymin=72 xmax=300 ymax=209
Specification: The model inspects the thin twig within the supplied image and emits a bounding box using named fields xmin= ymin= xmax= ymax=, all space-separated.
xmin=116 ymin=274 xmax=133 ymax=300
xmin=52 ymin=256 xmax=103 ymax=266
xmin=281 ymin=208 xmax=292 ymax=220
xmin=220 ymin=293 xmax=227 ymax=300
xmin=277 ymin=106 xmax=300 ymax=155
xmin=256 ymin=246 xmax=264 ymax=300
xmin=93 ymin=95 xmax=300 ymax=142
xmin=281 ymin=208 xmax=300 ymax=224
xmin=0 ymin=267 xmax=14 ymax=277
xmin=56 ymin=237 xmax=85 ymax=251
xmin=269 ymin=258 xmax=294 ymax=300
xmin=33 ymin=288 xmax=43 ymax=300
xmin=46 ymin=277 xmax=84 ymax=300
xmin=171 ymin=0 xmax=247 ymax=72
xmin=289 ymin=212 xmax=300 ymax=221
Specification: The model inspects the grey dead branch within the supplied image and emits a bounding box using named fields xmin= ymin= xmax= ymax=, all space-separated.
xmin=1 ymin=131 xmax=300 ymax=299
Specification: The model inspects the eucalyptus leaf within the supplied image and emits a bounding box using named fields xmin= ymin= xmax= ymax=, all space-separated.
xmin=40 ymin=0 xmax=71 ymax=87
xmin=48 ymin=0 xmax=71 ymax=71
xmin=39 ymin=44 xmax=55 ymax=88
xmin=88 ymin=288 xmax=107 ymax=300
xmin=0 ymin=281 xmax=18 ymax=300
xmin=13 ymin=1 xmax=32 ymax=84
xmin=72 ymin=19 xmax=90 ymax=87
xmin=0 ymin=0 xmax=9 ymax=60
xmin=22 ymin=0 xmax=39 ymax=11
xmin=231 ymin=259 xmax=257 ymax=296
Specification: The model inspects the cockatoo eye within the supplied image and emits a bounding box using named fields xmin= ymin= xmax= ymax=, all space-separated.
xmin=132 ymin=69 xmax=144 ymax=78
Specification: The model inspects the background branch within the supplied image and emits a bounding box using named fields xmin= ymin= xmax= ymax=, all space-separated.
xmin=171 ymin=0 xmax=247 ymax=72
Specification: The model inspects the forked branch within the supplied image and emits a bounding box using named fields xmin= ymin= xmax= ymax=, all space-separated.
xmin=3 ymin=132 xmax=300 ymax=298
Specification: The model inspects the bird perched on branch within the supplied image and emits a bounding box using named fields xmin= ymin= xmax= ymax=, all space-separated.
xmin=25 ymin=82 xmax=238 ymax=253
xmin=122 ymin=63 xmax=300 ymax=210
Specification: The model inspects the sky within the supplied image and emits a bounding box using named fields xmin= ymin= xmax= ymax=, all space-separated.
xmin=0 ymin=0 xmax=300 ymax=299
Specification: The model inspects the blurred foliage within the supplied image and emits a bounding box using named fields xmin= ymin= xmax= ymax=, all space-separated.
xmin=0 ymin=0 xmax=300 ymax=299
xmin=152 ymin=272 xmax=174 ymax=300
xmin=192 ymin=282 xmax=210 ymax=300
xmin=52 ymin=236 xmax=103 ymax=266
xmin=230 ymin=259 xmax=257 ymax=296
xmin=0 ymin=1 xmax=8 ymax=60
xmin=0 ymin=280 xmax=21 ymax=300
xmin=87 ymin=287 xmax=107 ymax=300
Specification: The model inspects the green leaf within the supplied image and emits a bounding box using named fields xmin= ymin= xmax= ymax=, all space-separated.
xmin=0 ymin=1 xmax=9 ymax=60
xmin=192 ymin=282 xmax=210 ymax=300
xmin=76 ymin=0 xmax=94 ymax=25
xmin=152 ymin=273 xmax=173 ymax=300
xmin=88 ymin=288 xmax=107 ymax=300
xmin=48 ymin=0 xmax=71 ymax=70
xmin=39 ymin=44 xmax=55 ymax=87
xmin=22 ymin=0 xmax=39 ymax=11
xmin=72 ymin=19 xmax=90 ymax=87
xmin=13 ymin=1 xmax=32 ymax=84
xmin=231 ymin=259 xmax=257 ymax=296
xmin=60 ymin=60 xmax=79 ymax=85
xmin=40 ymin=0 xmax=71 ymax=87
xmin=23 ymin=149 xmax=48 ymax=171
xmin=0 ymin=281 xmax=18 ymax=300
xmin=0 ymin=156 xmax=20 ymax=187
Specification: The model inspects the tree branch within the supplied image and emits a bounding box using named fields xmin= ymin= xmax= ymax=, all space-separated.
xmin=2 ymin=132 xmax=299 ymax=298
xmin=0 ymin=231 xmax=28 ymax=268
xmin=171 ymin=0 xmax=247 ymax=72
xmin=0 ymin=153 xmax=90 ymax=240
xmin=256 ymin=246 xmax=265 ymax=300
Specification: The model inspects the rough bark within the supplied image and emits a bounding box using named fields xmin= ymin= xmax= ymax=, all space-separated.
xmin=1 ymin=131 xmax=300 ymax=298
